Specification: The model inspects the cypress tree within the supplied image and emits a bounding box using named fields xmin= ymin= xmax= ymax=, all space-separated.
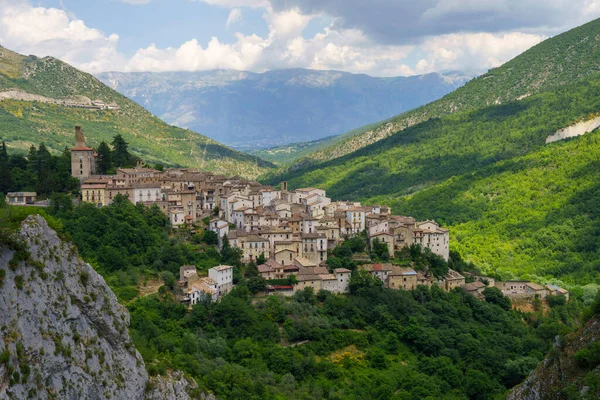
xmin=111 ymin=134 xmax=131 ymax=168
xmin=0 ymin=141 xmax=11 ymax=193
xmin=97 ymin=141 xmax=113 ymax=174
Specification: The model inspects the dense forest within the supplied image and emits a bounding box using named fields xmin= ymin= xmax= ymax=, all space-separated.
xmin=2 ymin=202 xmax=595 ymax=399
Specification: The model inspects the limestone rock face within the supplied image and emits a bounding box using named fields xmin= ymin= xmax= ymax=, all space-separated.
xmin=145 ymin=371 xmax=215 ymax=400
xmin=508 ymin=315 xmax=600 ymax=400
xmin=0 ymin=215 xmax=147 ymax=399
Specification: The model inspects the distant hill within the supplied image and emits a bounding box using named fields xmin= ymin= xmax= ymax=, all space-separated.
xmin=281 ymin=17 xmax=600 ymax=168
xmin=264 ymin=18 xmax=600 ymax=285
xmin=0 ymin=46 xmax=273 ymax=178
xmin=97 ymin=69 xmax=472 ymax=150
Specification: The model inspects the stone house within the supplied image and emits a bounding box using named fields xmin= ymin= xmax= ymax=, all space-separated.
xmin=133 ymin=183 xmax=162 ymax=204
xmin=461 ymin=281 xmax=487 ymax=299
xmin=387 ymin=267 xmax=418 ymax=290
xmin=81 ymin=182 xmax=107 ymax=207
xmin=240 ymin=235 xmax=270 ymax=263
xmin=5 ymin=192 xmax=37 ymax=206
xmin=417 ymin=220 xmax=450 ymax=261
xmin=496 ymin=281 xmax=547 ymax=299
xmin=546 ymin=284 xmax=569 ymax=302
xmin=208 ymin=265 xmax=234 ymax=297
xmin=334 ymin=268 xmax=352 ymax=293
xmin=301 ymin=233 xmax=328 ymax=264
xmin=441 ymin=269 xmax=465 ymax=292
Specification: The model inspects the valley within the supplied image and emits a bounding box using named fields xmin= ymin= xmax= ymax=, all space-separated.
xmin=1 ymin=9 xmax=600 ymax=400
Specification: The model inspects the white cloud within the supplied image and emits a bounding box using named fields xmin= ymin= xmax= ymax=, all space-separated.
xmin=226 ymin=8 xmax=242 ymax=28
xmin=0 ymin=1 xmax=126 ymax=73
xmin=0 ymin=0 xmax=586 ymax=77
xmin=414 ymin=32 xmax=545 ymax=74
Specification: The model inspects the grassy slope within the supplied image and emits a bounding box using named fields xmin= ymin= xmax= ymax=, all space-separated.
xmin=0 ymin=46 xmax=274 ymax=178
xmin=264 ymin=74 xmax=600 ymax=285
xmin=276 ymin=17 xmax=600 ymax=168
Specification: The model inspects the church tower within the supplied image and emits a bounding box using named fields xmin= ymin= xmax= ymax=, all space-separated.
xmin=71 ymin=126 xmax=96 ymax=181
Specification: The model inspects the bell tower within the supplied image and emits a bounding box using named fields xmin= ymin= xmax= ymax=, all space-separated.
xmin=71 ymin=126 xmax=96 ymax=181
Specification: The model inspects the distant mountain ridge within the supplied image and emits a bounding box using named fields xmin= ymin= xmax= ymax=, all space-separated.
xmin=97 ymin=68 xmax=473 ymax=149
xmin=0 ymin=45 xmax=273 ymax=178
xmin=274 ymin=17 xmax=600 ymax=168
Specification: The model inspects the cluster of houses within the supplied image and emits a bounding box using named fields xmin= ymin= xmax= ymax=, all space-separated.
xmin=69 ymin=126 xmax=569 ymax=304
xmin=70 ymin=126 xmax=450 ymax=264
xmin=355 ymin=264 xmax=569 ymax=302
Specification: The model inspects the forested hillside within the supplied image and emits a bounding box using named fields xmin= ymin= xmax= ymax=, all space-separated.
xmin=278 ymin=17 xmax=600 ymax=168
xmin=1 ymin=204 xmax=588 ymax=399
xmin=265 ymin=71 xmax=600 ymax=285
xmin=0 ymin=46 xmax=273 ymax=178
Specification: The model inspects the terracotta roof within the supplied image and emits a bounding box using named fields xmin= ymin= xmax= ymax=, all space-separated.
xmin=72 ymin=146 xmax=94 ymax=151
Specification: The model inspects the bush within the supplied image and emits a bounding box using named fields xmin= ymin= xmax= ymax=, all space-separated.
xmin=15 ymin=275 xmax=23 ymax=290
xmin=575 ymin=342 xmax=600 ymax=369
xmin=547 ymin=295 xmax=567 ymax=308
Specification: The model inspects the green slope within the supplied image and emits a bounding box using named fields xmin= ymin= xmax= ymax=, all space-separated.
xmin=0 ymin=46 xmax=274 ymax=178
xmin=248 ymin=122 xmax=381 ymax=166
xmin=279 ymin=17 xmax=600 ymax=168
xmin=264 ymin=72 xmax=600 ymax=285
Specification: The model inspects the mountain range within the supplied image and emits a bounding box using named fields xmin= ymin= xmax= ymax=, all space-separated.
xmin=97 ymin=69 xmax=473 ymax=150
xmin=0 ymin=46 xmax=273 ymax=178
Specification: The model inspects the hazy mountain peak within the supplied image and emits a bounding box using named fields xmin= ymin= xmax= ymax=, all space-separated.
xmin=97 ymin=68 xmax=473 ymax=149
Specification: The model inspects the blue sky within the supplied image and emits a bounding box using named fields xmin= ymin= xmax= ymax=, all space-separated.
xmin=1 ymin=0 xmax=599 ymax=76
xmin=37 ymin=0 xmax=273 ymax=54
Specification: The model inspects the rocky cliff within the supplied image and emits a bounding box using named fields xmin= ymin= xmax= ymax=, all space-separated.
xmin=508 ymin=315 xmax=600 ymax=400
xmin=0 ymin=215 xmax=199 ymax=399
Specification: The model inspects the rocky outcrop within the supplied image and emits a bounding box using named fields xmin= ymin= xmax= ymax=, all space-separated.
xmin=546 ymin=115 xmax=600 ymax=144
xmin=0 ymin=215 xmax=147 ymax=399
xmin=508 ymin=315 xmax=600 ymax=400
xmin=145 ymin=371 xmax=215 ymax=400
xmin=0 ymin=215 xmax=202 ymax=399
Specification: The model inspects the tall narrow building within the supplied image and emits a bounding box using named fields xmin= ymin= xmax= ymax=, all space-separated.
xmin=71 ymin=126 xmax=96 ymax=181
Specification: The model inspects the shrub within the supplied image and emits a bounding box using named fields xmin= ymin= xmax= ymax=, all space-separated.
xmin=15 ymin=275 xmax=24 ymax=290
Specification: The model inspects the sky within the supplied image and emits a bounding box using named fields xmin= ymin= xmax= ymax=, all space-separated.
xmin=0 ymin=0 xmax=599 ymax=77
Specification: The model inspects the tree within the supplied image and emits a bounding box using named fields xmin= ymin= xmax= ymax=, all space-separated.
xmin=371 ymin=238 xmax=390 ymax=261
xmin=49 ymin=193 xmax=73 ymax=216
xmin=96 ymin=141 xmax=113 ymax=174
xmin=202 ymin=230 xmax=219 ymax=245
xmin=0 ymin=141 xmax=11 ymax=194
xmin=256 ymin=253 xmax=266 ymax=265
xmin=483 ymin=286 xmax=511 ymax=310
xmin=349 ymin=269 xmax=383 ymax=294
xmin=247 ymin=276 xmax=266 ymax=294
xmin=111 ymin=134 xmax=132 ymax=167
xmin=220 ymin=235 xmax=243 ymax=268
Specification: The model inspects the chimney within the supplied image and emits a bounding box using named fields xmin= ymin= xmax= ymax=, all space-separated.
xmin=281 ymin=181 xmax=288 ymax=192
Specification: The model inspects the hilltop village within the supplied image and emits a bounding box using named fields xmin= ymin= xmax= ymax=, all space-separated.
xmin=9 ymin=127 xmax=569 ymax=304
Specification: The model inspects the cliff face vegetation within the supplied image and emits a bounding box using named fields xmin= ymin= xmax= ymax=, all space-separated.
xmin=0 ymin=215 xmax=202 ymax=400
xmin=0 ymin=215 xmax=147 ymax=399
xmin=509 ymin=314 xmax=600 ymax=400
